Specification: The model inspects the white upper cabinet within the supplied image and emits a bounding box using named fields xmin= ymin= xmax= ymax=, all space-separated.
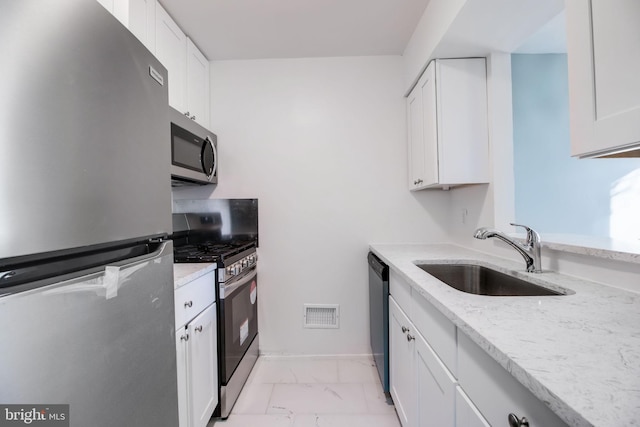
xmin=408 ymin=64 xmax=438 ymax=189
xmin=566 ymin=0 xmax=640 ymax=158
xmin=407 ymin=58 xmax=489 ymax=190
xmin=96 ymin=0 xmax=211 ymax=126
xmin=95 ymin=0 xmax=156 ymax=52
xmin=154 ymin=3 xmax=211 ymax=128
xmin=96 ymin=0 xmax=114 ymax=12
xmin=121 ymin=0 xmax=156 ymax=52
xmin=186 ymin=38 xmax=211 ymax=129
xmin=155 ymin=2 xmax=188 ymax=113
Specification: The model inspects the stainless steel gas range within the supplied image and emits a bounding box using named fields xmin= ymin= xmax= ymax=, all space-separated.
xmin=172 ymin=206 xmax=258 ymax=419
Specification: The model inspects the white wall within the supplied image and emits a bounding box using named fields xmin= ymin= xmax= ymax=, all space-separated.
xmin=173 ymin=56 xmax=452 ymax=355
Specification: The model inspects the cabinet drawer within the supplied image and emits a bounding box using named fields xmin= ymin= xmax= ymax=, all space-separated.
xmin=457 ymin=333 xmax=568 ymax=427
xmin=415 ymin=332 xmax=456 ymax=427
xmin=174 ymin=271 xmax=216 ymax=329
xmin=412 ymin=291 xmax=457 ymax=375
xmin=389 ymin=269 xmax=413 ymax=318
xmin=455 ymin=386 xmax=490 ymax=427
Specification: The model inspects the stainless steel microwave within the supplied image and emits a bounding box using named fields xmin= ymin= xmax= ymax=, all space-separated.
xmin=170 ymin=107 xmax=218 ymax=186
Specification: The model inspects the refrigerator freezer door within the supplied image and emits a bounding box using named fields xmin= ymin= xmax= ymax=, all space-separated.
xmin=0 ymin=0 xmax=172 ymax=260
xmin=0 ymin=242 xmax=178 ymax=427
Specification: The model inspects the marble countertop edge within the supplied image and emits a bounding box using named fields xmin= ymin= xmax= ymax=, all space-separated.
xmin=173 ymin=263 xmax=217 ymax=288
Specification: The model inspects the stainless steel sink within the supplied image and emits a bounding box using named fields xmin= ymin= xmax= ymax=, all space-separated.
xmin=417 ymin=264 xmax=565 ymax=296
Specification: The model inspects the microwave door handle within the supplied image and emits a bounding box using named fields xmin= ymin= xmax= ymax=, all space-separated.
xmin=222 ymin=267 xmax=257 ymax=299
xmin=208 ymin=137 xmax=217 ymax=178
xmin=201 ymin=137 xmax=217 ymax=180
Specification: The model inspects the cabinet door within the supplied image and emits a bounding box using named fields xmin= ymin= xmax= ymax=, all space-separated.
xmin=407 ymin=62 xmax=438 ymax=191
xmin=420 ymin=62 xmax=439 ymax=187
xmin=176 ymin=328 xmax=189 ymax=427
xmin=407 ymin=74 xmax=425 ymax=190
xmin=96 ymin=0 xmax=114 ymax=13
xmin=455 ymin=387 xmax=490 ymax=427
xmin=126 ymin=0 xmax=156 ymax=52
xmin=435 ymin=59 xmax=488 ymax=184
xmin=457 ymin=333 xmax=568 ymax=427
xmin=187 ymin=304 xmax=218 ymax=427
xmin=389 ymin=297 xmax=415 ymax=427
xmin=414 ymin=333 xmax=456 ymax=427
xmin=567 ymin=0 xmax=640 ymax=157
xmin=155 ymin=2 xmax=187 ymax=113
xmin=186 ymin=38 xmax=210 ymax=129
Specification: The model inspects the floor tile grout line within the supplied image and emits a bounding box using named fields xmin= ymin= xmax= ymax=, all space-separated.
xmin=263 ymin=382 xmax=275 ymax=415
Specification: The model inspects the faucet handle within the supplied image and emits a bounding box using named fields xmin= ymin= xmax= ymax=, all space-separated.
xmin=509 ymin=223 xmax=540 ymax=245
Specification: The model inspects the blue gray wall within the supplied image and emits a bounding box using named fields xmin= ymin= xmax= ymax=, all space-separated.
xmin=511 ymin=54 xmax=640 ymax=238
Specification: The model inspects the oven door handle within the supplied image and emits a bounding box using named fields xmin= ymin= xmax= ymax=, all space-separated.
xmin=222 ymin=267 xmax=257 ymax=299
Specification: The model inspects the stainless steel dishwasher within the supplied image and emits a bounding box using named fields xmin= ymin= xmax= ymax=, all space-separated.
xmin=368 ymin=252 xmax=389 ymax=394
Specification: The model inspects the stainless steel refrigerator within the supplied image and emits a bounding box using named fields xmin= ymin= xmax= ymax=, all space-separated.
xmin=0 ymin=1 xmax=178 ymax=426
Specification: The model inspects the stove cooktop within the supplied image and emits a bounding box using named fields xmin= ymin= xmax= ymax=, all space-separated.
xmin=173 ymin=240 xmax=255 ymax=264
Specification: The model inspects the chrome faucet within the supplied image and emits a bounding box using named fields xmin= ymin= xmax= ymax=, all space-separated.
xmin=474 ymin=223 xmax=542 ymax=273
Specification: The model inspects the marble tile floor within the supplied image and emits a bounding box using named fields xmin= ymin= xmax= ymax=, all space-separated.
xmin=210 ymin=356 xmax=401 ymax=427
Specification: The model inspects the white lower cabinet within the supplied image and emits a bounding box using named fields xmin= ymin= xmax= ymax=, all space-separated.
xmin=389 ymin=296 xmax=456 ymax=427
xmin=389 ymin=272 xmax=568 ymax=427
xmin=415 ymin=331 xmax=456 ymax=426
xmin=175 ymin=272 xmax=218 ymax=427
xmin=187 ymin=304 xmax=218 ymax=427
xmin=389 ymin=297 xmax=416 ymax=426
xmin=457 ymin=333 xmax=567 ymax=427
xmin=455 ymin=387 xmax=490 ymax=427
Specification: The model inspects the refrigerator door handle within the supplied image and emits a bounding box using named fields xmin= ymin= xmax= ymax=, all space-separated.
xmin=1 ymin=240 xmax=173 ymax=297
xmin=110 ymin=240 xmax=172 ymax=268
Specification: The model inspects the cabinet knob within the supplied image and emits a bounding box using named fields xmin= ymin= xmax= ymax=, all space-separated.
xmin=180 ymin=334 xmax=189 ymax=342
xmin=194 ymin=325 xmax=203 ymax=333
xmin=401 ymin=326 xmax=409 ymax=333
xmin=406 ymin=334 xmax=415 ymax=342
xmin=413 ymin=179 xmax=424 ymax=185
xmin=508 ymin=413 xmax=529 ymax=427
xmin=184 ymin=301 xmax=193 ymax=308
xmin=190 ymin=115 xmax=196 ymax=120
xmin=184 ymin=111 xmax=191 ymax=117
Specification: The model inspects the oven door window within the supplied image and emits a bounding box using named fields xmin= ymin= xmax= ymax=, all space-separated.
xmin=221 ymin=270 xmax=258 ymax=383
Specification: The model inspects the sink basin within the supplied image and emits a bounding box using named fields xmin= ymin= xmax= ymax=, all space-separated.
xmin=417 ymin=263 xmax=564 ymax=296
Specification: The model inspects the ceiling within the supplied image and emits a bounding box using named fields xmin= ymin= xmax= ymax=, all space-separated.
xmin=158 ymin=0 xmax=432 ymax=61
xmin=430 ymin=0 xmax=565 ymax=60
xmin=513 ymin=10 xmax=566 ymax=54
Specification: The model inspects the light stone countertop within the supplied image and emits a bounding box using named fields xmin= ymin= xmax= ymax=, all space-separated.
xmin=369 ymin=243 xmax=640 ymax=427
xmin=514 ymin=233 xmax=640 ymax=264
xmin=173 ymin=263 xmax=216 ymax=289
